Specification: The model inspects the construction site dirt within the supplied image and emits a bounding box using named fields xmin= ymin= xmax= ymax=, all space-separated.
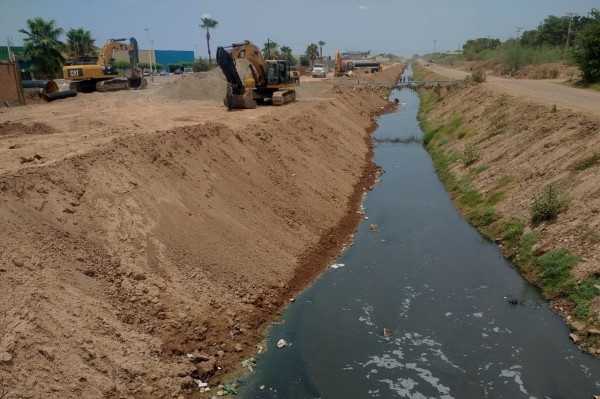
xmin=1 ymin=60 xmax=600 ymax=398
xmin=0 ymin=65 xmax=402 ymax=398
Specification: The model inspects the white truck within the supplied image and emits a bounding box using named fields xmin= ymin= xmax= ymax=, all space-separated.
xmin=311 ymin=64 xmax=327 ymax=78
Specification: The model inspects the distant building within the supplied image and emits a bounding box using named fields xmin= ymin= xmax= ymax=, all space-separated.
xmin=113 ymin=49 xmax=194 ymax=72
xmin=1 ymin=45 xmax=194 ymax=74
xmin=0 ymin=46 xmax=32 ymax=71
xmin=342 ymin=51 xmax=371 ymax=60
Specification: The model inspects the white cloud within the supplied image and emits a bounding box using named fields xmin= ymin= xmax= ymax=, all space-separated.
xmin=358 ymin=5 xmax=368 ymax=10
xmin=201 ymin=13 xmax=212 ymax=19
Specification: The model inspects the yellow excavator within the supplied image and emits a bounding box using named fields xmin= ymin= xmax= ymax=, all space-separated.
xmin=63 ymin=37 xmax=147 ymax=92
xmin=335 ymin=50 xmax=355 ymax=77
xmin=216 ymin=40 xmax=298 ymax=109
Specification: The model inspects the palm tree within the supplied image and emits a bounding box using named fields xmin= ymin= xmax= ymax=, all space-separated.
xmin=19 ymin=17 xmax=66 ymax=78
xmin=318 ymin=40 xmax=326 ymax=60
xmin=66 ymin=27 xmax=96 ymax=60
xmin=262 ymin=40 xmax=279 ymax=59
xmin=280 ymin=45 xmax=296 ymax=65
xmin=199 ymin=16 xmax=218 ymax=64
xmin=305 ymin=43 xmax=319 ymax=65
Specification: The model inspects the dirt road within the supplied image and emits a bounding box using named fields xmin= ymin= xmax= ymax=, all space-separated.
xmin=427 ymin=63 xmax=600 ymax=116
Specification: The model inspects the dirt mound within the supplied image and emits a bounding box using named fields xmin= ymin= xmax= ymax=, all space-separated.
xmin=0 ymin=121 xmax=56 ymax=137
xmin=0 ymin=64 xmax=404 ymax=399
xmin=157 ymin=68 xmax=227 ymax=102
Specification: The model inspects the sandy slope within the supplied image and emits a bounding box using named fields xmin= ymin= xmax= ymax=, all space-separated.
xmin=0 ymin=66 xmax=403 ymax=398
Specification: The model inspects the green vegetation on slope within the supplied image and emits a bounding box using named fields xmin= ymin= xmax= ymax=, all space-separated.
xmin=413 ymin=63 xmax=597 ymax=322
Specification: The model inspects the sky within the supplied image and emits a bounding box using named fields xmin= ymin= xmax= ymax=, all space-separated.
xmin=1 ymin=0 xmax=598 ymax=59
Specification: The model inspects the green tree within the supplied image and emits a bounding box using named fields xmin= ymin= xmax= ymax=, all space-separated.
xmin=263 ymin=40 xmax=279 ymax=59
xmin=65 ymin=27 xmax=95 ymax=59
xmin=199 ymin=15 xmax=218 ymax=64
xmin=318 ymin=40 xmax=326 ymax=60
xmin=305 ymin=43 xmax=319 ymax=65
xmin=462 ymin=37 xmax=501 ymax=60
xmin=573 ymin=9 xmax=600 ymax=83
xmin=113 ymin=60 xmax=130 ymax=75
xmin=536 ymin=15 xmax=570 ymax=47
xmin=520 ymin=30 xmax=540 ymax=47
xmin=300 ymin=55 xmax=310 ymax=67
xmin=193 ymin=57 xmax=213 ymax=72
xmin=19 ymin=17 xmax=66 ymax=78
xmin=280 ymin=45 xmax=296 ymax=65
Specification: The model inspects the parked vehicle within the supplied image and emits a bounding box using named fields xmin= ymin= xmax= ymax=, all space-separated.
xmin=311 ymin=64 xmax=327 ymax=78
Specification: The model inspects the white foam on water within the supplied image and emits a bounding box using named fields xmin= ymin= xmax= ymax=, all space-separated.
xmin=359 ymin=305 xmax=375 ymax=326
xmin=499 ymin=365 xmax=537 ymax=399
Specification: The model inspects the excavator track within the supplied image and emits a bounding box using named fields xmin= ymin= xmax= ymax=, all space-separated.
xmin=96 ymin=79 xmax=130 ymax=92
xmin=271 ymin=89 xmax=296 ymax=106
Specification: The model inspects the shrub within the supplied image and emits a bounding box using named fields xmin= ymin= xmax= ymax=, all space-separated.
xmin=535 ymin=249 xmax=578 ymax=297
xmin=485 ymin=190 xmax=505 ymax=206
xmin=469 ymin=206 xmax=498 ymax=226
xmin=475 ymin=164 xmax=490 ymax=173
xmin=193 ymin=58 xmax=213 ymax=72
xmin=458 ymin=184 xmax=483 ymax=207
xmin=571 ymin=153 xmax=600 ymax=171
xmin=501 ymin=218 xmax=525 ymax=241
xmin=422 ymin=127 xmax=439 ymax=147
xmin=571 ymin=277 xmax=600 ymax=318
xmin=517 ymin=231 xmax=540 ymax=268
xmin=530 ymin=184 xmax=566 ymax=223
xmin=472 ymin=68 xmax=487 ymax=83
xmin=551 ymin=104 xmax=558 ymax=113
xmin=462 ymin=144 xmax=480 ymax=166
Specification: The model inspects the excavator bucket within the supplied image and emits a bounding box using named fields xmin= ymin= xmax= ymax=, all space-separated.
xmin=224 ymin=91 xmax=257 ymax=109
xmin=128 ymin=76 xmax=147 ymax=90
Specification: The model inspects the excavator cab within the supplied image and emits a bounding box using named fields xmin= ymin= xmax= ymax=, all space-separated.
xmin=266 ymin=62 xmax=280 ymax=85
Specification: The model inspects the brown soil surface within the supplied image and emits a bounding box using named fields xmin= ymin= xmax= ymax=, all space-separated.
xmin=443 ymin=60 xmax=581 ymax=80
xmin=0 ymin=65 xmax=403 ymax=398
xmin=426 ymin=62 xmax=600 ymax=116
xmin=417 ymin=64 xmax=600 ymax=352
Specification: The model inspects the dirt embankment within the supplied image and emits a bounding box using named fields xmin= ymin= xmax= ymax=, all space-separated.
xmin=417 ymin=65 xmax=600 ymax=351
xmin=0 ymin=65 xmax=404 ymax=398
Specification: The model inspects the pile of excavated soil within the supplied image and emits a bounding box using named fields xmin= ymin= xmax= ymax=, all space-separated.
xmin=0 ymin=121 xmax=56 ymax=137
xmin=0 ymin=64 xmax=404 ymax=398
xmin=157 ymin=68 xmax=227 ymax=102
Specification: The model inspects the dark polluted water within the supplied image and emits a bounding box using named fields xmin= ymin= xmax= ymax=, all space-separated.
xmin=236 ymin=69 xmax=600 ymax=399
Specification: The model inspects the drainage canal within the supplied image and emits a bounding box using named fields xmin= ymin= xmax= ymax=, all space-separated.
xmin=237 ymin=67 xmax=600 ymax=398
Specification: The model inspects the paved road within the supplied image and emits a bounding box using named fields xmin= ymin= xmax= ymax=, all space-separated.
xmin=427 ymin=64 xmax=600 ymax=117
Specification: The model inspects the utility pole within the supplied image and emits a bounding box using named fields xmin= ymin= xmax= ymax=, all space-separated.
xmin=433 ymin=39 xmax=436 ymax=54
xmin=565 ymin=12 xmax=575 ymax=51
xmin=515 ymin=26 xmax=524 ymax=39
xmin=144 ymin=28 xmax=154 ymax=76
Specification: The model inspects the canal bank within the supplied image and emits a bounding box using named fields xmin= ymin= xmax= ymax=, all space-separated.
xmin=415 ymin=64 xmax=600 ymax=354
xmin=236 ymin=67 xmax=600 ymax=398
